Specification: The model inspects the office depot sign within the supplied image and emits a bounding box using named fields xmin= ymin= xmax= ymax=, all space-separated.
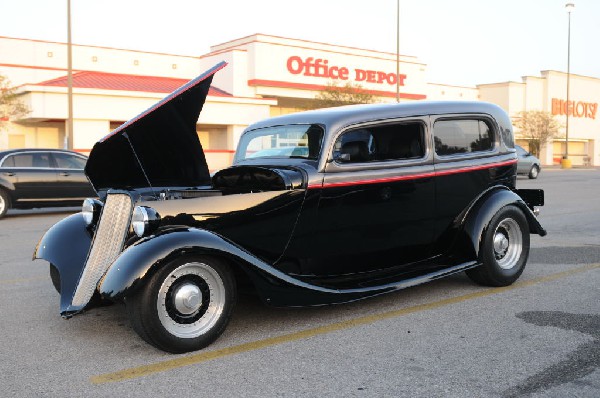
xmin=286 ymin=56 xmax=407 ymax=86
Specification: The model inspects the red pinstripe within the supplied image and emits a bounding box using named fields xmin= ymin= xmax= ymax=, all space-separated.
xmin=307 ymin=159 xmax=517 ymax=189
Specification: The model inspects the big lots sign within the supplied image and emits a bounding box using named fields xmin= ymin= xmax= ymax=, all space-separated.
xmin=286 ymin=56 xmax=407 ymax=86
xmin=552 ymin=98 xmax=597 ymax=120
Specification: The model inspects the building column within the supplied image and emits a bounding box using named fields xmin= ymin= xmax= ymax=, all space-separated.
xmin=227 ymin=125 xmax=247 ymax=151
xmin=541 ymin=141 xmax=555 ymax=166
xmin=70 ymin=119 xmax=111 ymax=153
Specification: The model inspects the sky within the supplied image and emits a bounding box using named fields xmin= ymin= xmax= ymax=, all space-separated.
xmin=1 ymin=0 xmax=599 ymax=87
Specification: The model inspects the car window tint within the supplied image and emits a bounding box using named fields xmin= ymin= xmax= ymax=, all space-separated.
xmin=236 ymin=124 xmax=323 ymax=161
xmin=334 ymin=122 xmax=425 ymax=163
xmin=434 ymin=119 xmax=493 ymax=156
xmin=54 ymin=153 xmax=86 ymax=169
xmin=1 ymin=155 xmax=15 ymax=167
xmin=10 ymin=153 xmax=52 ymax=168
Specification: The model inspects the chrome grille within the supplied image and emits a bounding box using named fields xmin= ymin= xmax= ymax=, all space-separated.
xmin=71 ymin=193 xmax=133 ymax=308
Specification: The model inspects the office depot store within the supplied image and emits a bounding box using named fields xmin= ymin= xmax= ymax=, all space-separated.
xmin=1 ymin=34 xmax=599 ymax=169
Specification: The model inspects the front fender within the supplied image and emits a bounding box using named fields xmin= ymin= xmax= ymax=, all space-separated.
xmin=33 ymin=213 xmax=93 ymax=311
xmin=99 ymin=227 xmax=270 ymax=299
xmin=463 ymin=187 xmax=547 ymax=258
xmin=99 ymin=227 xmax=377 ymax=306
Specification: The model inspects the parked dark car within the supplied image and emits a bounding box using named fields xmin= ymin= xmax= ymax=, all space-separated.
xmin=515 ymin=145 xmax=541 ymax=179
xmin=34 ymin=62 xmax=546 ymax=353
xmin=0 ymin=148 xmax=96 ymax=218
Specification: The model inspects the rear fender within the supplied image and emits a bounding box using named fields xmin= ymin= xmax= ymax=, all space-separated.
xmin=33 ymin=213 xmax=93 ymax=310
xmin=462 ymin=187 xmax=546 ymax=258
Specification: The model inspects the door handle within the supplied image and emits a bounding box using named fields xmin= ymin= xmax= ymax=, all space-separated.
xmin=4 ymin=172 xmax=15 ymax=176
xmin=60 ymin=172 xmax=71 ymax=176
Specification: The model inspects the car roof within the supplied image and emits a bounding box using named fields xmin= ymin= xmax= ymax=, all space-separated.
xmin=0 ymin=149 xmax=88 ymax=166
xmin=246 ymin=101 xmax=511 ymax=133
xmin=0 ymin=149 xmax=87 ymax=156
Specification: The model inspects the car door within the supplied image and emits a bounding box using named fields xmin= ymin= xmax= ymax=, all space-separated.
xmin=2 ymin=151 xmax=59 ymax=205
xmin=431 ymin=115 xmax=516 ymax=254
xmin=51 ymin=152 xmax=96 ymax=199
xmin=308 ymin=118 xmax=435 ymax=277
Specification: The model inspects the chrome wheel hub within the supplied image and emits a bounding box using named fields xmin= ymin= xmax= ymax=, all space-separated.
xmin=0 ymin=195 xmax=5 ymax=214
xmin=157 ymin=262 xmax=225 ymax=339
xmin=494 ymin=232 xmax=509 ymax=257
xmin=493 ymin=218 xmax=523 ymax=270
xmin=173 ymin=283 xmax=202 ymax=315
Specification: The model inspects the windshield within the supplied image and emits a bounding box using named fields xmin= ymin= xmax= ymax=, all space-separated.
xmin=234 ymin=124 xmax=324 ymax=162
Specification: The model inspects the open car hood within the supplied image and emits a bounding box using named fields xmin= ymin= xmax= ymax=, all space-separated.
xmin=85 ymin=62 xmax=227 ymax=192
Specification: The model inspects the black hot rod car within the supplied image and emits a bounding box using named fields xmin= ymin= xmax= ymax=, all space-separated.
xmin=35 ymin=62 xmax=545 ymax=353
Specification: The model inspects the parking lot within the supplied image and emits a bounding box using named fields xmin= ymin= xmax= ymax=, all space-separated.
xmin=1 ymin=169 xmax=599 ymax=397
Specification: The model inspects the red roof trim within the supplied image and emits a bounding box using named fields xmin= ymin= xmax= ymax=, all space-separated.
xmin=248 ymin=79 xmax=427 ymax=100
xmin=100 ymin=62 xmax=228 ymax=142
xmin=34 ymin=71 xmax=232 ymax=96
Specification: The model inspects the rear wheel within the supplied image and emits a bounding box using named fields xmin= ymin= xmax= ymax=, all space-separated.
xmin=528 ymin=165 xmax=539 ymax=179
xmin=466 ymin=205 xmax=530 ymax=287
xmin=0 ymin=189 xmax=10 ymax=219
xmin=127 ymin=255 xmax=236 ymax=353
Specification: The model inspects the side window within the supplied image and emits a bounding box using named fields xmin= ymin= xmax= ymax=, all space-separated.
xmin=334 ymin=122 xmax=425 ymax=163
xmin=1 ymin=155 xmax=15 ymax=167
xmin=53 ymin=153 xmax=87 ymax=169
xmin=8 ymin=153 xmax=51 ymax=168
xmin=434 ymin=119 xmax=493 ymax=156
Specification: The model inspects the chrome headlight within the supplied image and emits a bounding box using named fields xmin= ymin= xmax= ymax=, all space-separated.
xmin=82 ymin=198 xmax=102 ymax=226
xmin=132 ymin=206 xmax=160 ymax=237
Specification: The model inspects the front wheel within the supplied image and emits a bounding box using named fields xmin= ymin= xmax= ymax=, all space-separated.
xmin=466 ymin=205 xmax=530 ymax=287
xmin=50 ymin=264 xmax=61 ymax=293
xmin=127 ymin=255 xmax=236 ymax=353
xmin=0 ymin=189 xmax=10 ymax=219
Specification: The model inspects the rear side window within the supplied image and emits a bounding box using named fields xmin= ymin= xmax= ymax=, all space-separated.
xmin=53 ymin=153 xmax=87 ymax=169
xmin=434 ymin=119 xmax=493 ymax=156
xmin=4 ymin=153 xmax=51 ymax=168
xmin=1 ymin=156 xmax=15 ymax=167
xmin=334 ymin=122 xmax=425 ymax=163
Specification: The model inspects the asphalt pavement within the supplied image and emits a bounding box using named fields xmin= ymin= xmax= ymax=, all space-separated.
xmin=0 ymin=169 xmax=598 ymax=397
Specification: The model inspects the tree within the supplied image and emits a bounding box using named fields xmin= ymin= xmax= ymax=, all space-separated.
xmin=513 ymin=110 xmax=561 ymax=157
xmin=0 ymin=74 xmax=29 ymax=130
xmin=312 ymin=81 xmax=376 ymax=109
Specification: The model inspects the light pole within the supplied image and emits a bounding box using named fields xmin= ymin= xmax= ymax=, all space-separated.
xmin=562 ymin=2 xmax=575 ymax=168
xmin=396 ymin=0 xmax=400 ymax=103
xmin=66 ymin=0 xmax=73 ymax=150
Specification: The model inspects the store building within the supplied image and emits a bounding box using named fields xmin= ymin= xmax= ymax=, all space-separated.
xmin=1 ymin=34 xmax=598 ymax=169
xmin=478 ymin=71 xmax=599 ymax=166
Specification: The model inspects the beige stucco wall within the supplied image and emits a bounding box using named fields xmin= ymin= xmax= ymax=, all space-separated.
xmin=2 ymin=35 xmax=599 ymax=168
xmin=480 ymin=71 xmax=600 ymax=166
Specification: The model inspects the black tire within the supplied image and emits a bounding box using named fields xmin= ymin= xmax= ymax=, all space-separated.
xmin=0 ymin=189 xmax=10 ymax=219
xmin=50 ymin=264 xmax=61 ymax=293
xmin=126 ymin=255 xmax=236 ymax=353
xmin=466 ymin=205 xmax=530 ymax=287
xmin=528 ymin=165 xmax=540 ymax=179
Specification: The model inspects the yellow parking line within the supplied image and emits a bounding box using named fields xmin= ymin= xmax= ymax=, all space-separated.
xmin=91 ymin=263 xmax=600 ymax=384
